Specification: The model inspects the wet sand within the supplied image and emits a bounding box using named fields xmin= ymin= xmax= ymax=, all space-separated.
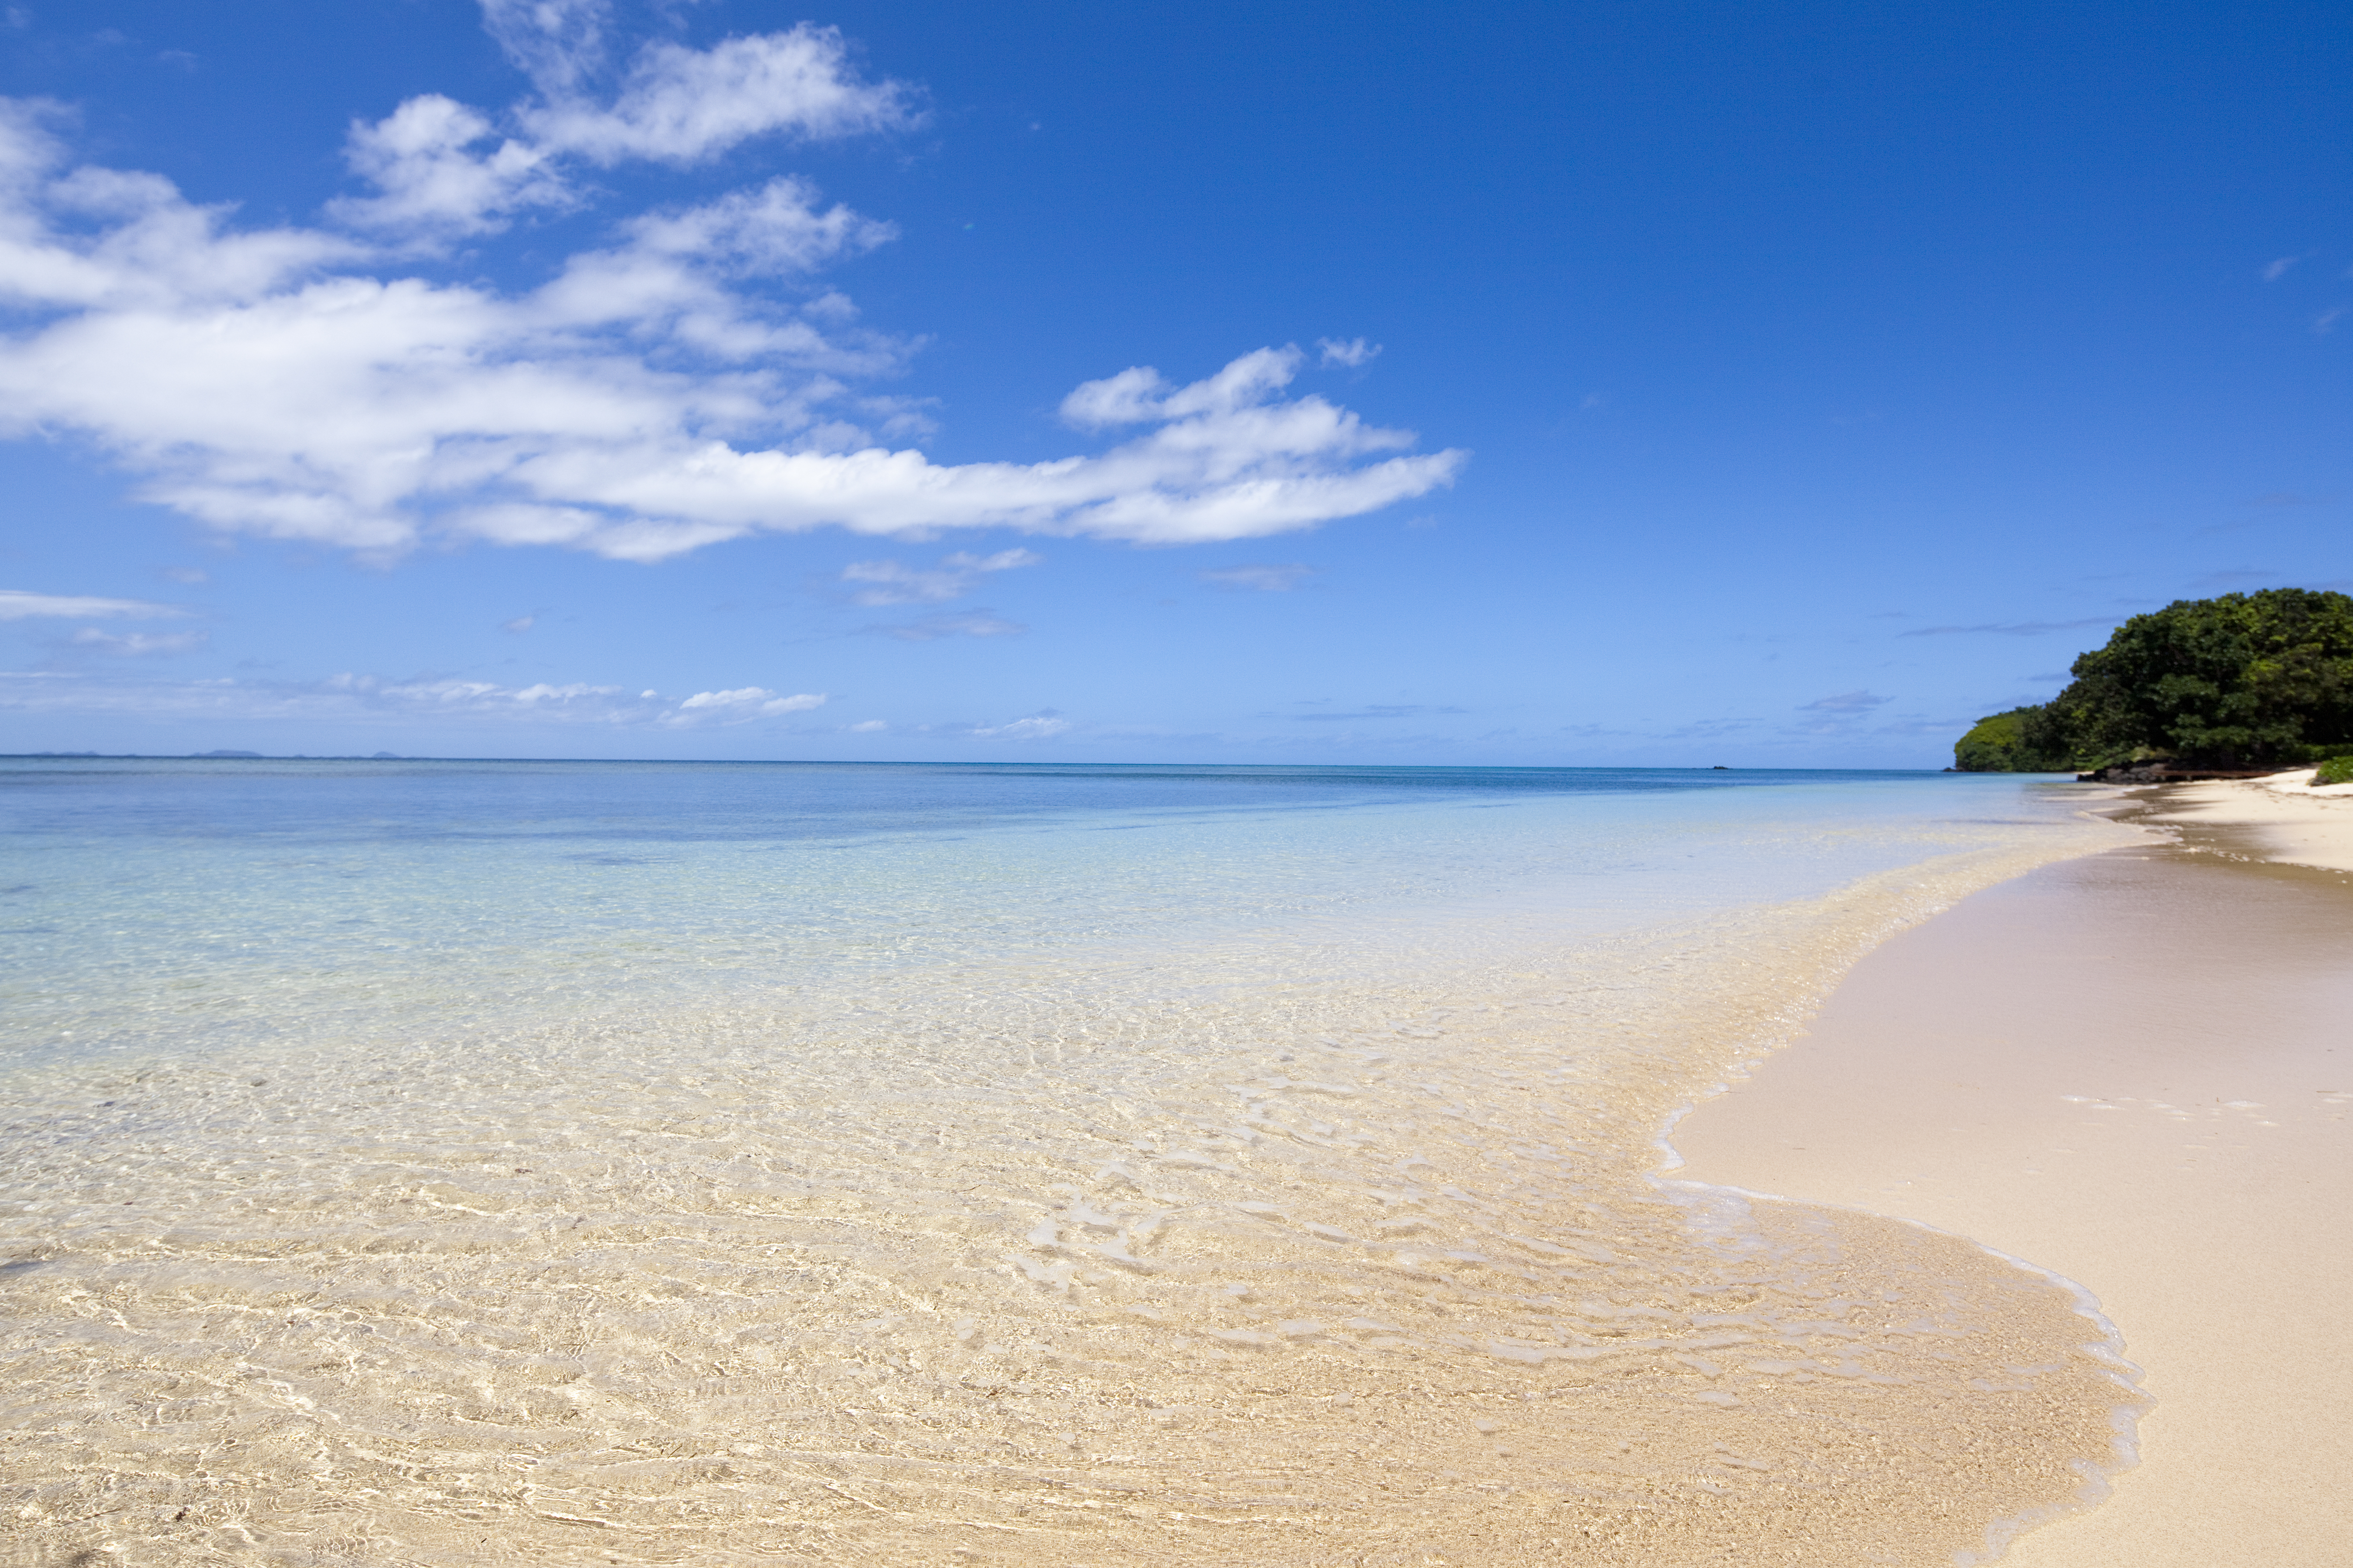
xmin=1670 ymin=846 xmax=2353 ymax=1563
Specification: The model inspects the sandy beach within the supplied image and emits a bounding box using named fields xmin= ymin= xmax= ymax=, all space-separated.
xmin=2135 ymin=765 xmax=2353 ymax=873
xmin=1672 ymin=781 xmax=2353 ymax=1564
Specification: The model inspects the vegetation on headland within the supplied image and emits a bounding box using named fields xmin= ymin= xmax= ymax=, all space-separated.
xmin=1952 ymin=707 xmax=2071 ymax=773
xmin=1953 ymin=588 xmax=2353 ymax=775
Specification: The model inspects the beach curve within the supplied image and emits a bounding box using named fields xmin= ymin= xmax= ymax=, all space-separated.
xmin=1668 ymin=816 xmax=2353 ymax=1564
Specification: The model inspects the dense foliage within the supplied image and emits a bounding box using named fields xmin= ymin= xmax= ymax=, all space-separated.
xmin=1951 ymin=707 xmax=2072 ymax=772
xmin=1953 ymin=588 xmax=2353 ymax=772
xmin=2316 ymin=756 xmax=2353 ymax=786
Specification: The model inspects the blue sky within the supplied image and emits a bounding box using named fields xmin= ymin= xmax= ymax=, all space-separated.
xmin=1 ymin=0 xmax=2346 ymax=764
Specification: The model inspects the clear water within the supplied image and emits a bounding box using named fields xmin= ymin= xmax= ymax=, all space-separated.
xmin=0 ymin=760 xmax=2141 ymax=1565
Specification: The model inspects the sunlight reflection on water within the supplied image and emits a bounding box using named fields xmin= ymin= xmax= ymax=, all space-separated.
xmin=0 ymin=761 xmax=2141 ymax=1565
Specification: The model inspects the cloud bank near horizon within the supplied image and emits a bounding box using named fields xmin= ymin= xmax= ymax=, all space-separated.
xmin=0 ymin=5 xmax=1461 ymax=566
xmin=0 ymin=667 xmax=828 ymax=731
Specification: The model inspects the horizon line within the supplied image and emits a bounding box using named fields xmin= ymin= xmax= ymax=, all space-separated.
xmin=1 ymin=753 xmax=1971 ymax=773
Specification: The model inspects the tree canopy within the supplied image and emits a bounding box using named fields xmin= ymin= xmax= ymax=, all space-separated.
xmin=1953 ymin=588 xmax=2353 ymax=772
xmin=1951 ymin=707 xmax=2069 ymax=772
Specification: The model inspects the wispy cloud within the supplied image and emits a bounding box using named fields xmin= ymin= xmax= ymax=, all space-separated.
xmin=2191 ymin=567 xmax=2282 ymax=589
xmin=2262 ymin=254 xmax=2309 ymax=282
xmin=68 ymin=628 xmax=206 ymax=656
xmin=1664 ymin=716 xmax=1757 ymax=740
xmin=1897 ymin=618 xmax=2114 ymax=638
xmin=1317 ymin=337 xmax=1380 ymax=369
xmin=1797 ymin=690 xmax=1890 ymax=714
xmin=0 ymin=13 xmax=1463 ymax=566
xmin=0 ymin=589 xmax=188 ymax=620
xmin=1286 ymin=703 xmax=1466 ymax=721
xmin=966 ymin=714 xmax=1069 ymax=740
xmin=894 ymin=711 xmax=1069 ymax=740
xmin=1200 ymin=563 xmax=1314 ymax=592
xmin=501 ymin=614 xmax=535 ymax=632
xmin=840 ymin=547 xmax=1040 ymax=605
xmin=2315 ymin=306 xmax=2345 ymax=336
xmin=865 ymin=609 xmax=1025 ymax=641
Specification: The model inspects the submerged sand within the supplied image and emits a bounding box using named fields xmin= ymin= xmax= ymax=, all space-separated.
xmin=32 ymin=772 xmax=2343 ymax=1564
xmin=1671 ymin=844 xmax=2353 ymax=1563
xmin=4 ymin=828 xmax=2144 ymax=1567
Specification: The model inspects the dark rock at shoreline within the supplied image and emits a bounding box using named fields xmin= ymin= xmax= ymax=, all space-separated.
xmin=2075 ymin=763 xmax=2283 ymax=784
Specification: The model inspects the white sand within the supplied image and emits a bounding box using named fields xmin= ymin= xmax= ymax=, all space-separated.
xmin=1669 ymin=848 xmax=2353 ymax=1565
xmin=2136 ymin=766 xmax=2353 ymax=873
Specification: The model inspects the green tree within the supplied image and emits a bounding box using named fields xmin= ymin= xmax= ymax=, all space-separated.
xmin=1952 ymin=707 xmax=2070 ymax=771
xmin=1953 ymin=589 xmax=2353 ymax=771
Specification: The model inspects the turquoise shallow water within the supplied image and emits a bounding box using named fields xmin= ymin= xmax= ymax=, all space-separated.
xmin=4 ymin=760 xmax=2082 ymax=1070
xmin=0 ymin=760 xmax=2141 ymax=1565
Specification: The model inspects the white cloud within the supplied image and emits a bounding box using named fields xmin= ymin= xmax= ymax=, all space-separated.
xmin=160 ymin=566 xmax=208 ymax=584
xmin=840 ymin=546 xmax=1041 ymax=604
xmin=1057 ymin=347 xmax=1299 ymax=428
xmin=523 ymin=26 xmax=917 ymax=166
xmin=2262 ymin=254 xmax=2305 ymax=282
xmin=1200 ymin=563 xmax=1314 ymax=591
xmin=336 ymin=12 xmax=912 ymax=239
xmin=329 ymin=94 xmax=565 ymax=237
xmin=846 ymin=718 xmax=887 ymax=732
xmin=0 ymin=588 xmax=187 ymax=619
xmin=674 ymin=685 xmax=826 ymax=718
xmin=0 ymin=102 xmax=360 ymax=307
xmin=967 ymin=714 xmax=1069 ymax=740
xmin=502 ymin=614 xmax=535 ymax=632
xmin=1317 ymin=336 xmax=1380 ymax=368
xmin=0 ymin=33 xmax=1463 ymax=566
xmin=69 ymin=628 xmax=205 ymax=655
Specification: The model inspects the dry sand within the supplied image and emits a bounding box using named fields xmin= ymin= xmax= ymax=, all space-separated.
xmin=2137 ymin=765 xmax=2353 ymax=872
xmin=1669 ymin=843 xmax=2353 ymax=1564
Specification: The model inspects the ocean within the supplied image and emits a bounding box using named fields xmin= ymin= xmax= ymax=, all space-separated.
xmin=0 ymin=759 xmax=2143 ymax=1565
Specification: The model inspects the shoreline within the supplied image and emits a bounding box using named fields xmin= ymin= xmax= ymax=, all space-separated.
xmin=1668 ymin=827 xmax=2353 ymax=1563
xmin=2126 ymin=765 xmax=2353 ymax=873
xmin=0 ymin=774 xmax=2149 ymax=1567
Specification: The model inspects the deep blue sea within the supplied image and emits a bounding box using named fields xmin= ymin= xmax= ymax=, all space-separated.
xmin=0 ymin=759 xmax=2138 ymax=1565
